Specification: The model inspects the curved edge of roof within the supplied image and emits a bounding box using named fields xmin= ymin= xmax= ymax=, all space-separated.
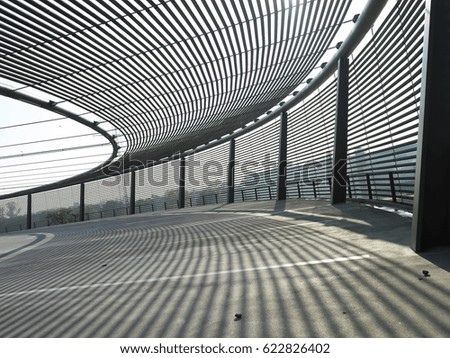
xmin=0 ymin=86 xmax=120 ymax=200
xmin=0 ymin=0 xmax=389 ymax=199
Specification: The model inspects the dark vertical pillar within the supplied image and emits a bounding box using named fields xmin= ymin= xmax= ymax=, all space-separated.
xmin=412 ymin=0 xmax=450 ymax=252
xmin=130 ymin=170 xmax=136 ymax=215
xmin=227 ymin=138 xmax=235 ymax=204
xmin=366 ymin=174 xmax=373 ymax=200
xmin=347 ymin=176 xmax=352 ymax=199
xmin=389 ymin=172 xmax=397 ymax=203
xmin=179 ymin=156 xmax=185 ymax=209
xmin=277 ymin=111 xmax=288 ymax=200
xmin=79 ymin=182 xmax=85 ymax=222
xmin=331 ymin=57 xmax=349 ymax=204
xmin=26 ymin=194 xmax=32 ymax=230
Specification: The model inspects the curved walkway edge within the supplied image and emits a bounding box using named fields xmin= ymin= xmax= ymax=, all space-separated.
xmin=0 ymin=233 xmax=54 ymax=262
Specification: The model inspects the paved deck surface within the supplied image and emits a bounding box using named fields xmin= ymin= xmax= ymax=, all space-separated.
xmin=0 ymin=199 xmax=449 ymax=337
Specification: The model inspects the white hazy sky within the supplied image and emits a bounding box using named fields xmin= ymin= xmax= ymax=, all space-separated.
xmin=0 ymin=96 xmax=112 ymax=195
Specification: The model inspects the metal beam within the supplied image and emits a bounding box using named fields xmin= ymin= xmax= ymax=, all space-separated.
xmin=277 ymin=111 xmax=288 ymax=201
xmin=129 ymin=171 xmax=136 ymax=215
xmin=331 ymin=57 xmax=349 ymax=204
xmin=412 ymin=0 xmax=450 ymax=252
xmin=26 ymin=194 xmax=32 ymax=230
xmin=178 ymin=157 xmax=186 ymax=209
xmin=79 ymin=183 xmax=85 ymax=222
xmin=227 ymin=139 xmax=235 ymax=204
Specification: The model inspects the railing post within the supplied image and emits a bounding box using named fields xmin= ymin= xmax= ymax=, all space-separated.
xmin=130 ymin=170 xmax=136 ymax=215
xmin=79 ymin=182 xmax=85 ymax=222
xmin=332 ymin=57 xmax=349 ymax=204
xmin=27 ymin=193 xmax=32 ymax=230
xmin=227 ymin=138 xmax=235 ymax=204
xmin=177 ymin=156 xmax=185 ymax=209
xmin=277 ymin=111 xmax=288 ymax=200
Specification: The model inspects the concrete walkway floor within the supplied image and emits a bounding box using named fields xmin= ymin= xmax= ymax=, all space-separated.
xmin=0 ymin=199 xmax=448 ymax=337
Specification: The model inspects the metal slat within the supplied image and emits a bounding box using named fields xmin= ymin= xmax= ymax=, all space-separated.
xmin=347 ymin=1 xmax=425 ymax=205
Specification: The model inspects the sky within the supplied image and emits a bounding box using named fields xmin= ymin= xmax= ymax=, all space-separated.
xmin=0 ymin=95 xmax=113 ymax=196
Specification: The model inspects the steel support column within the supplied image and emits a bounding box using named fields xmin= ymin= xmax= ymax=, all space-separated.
xmin=277 ymin=111 xmax=288 ymax=201
xmin=179 ymin=157 xmax=186 ymax=209
xmin=412 ymin=0 xmax=450 ymax=252
xmin=129 ymin=171 xmax=136 ymax=215
xmin=227 ymin=138 xmax=235 ymax=204
xmin=79 ymin=182 xmax=85 ymax=221
xmin=26 ymin=193 xmax=32 ymax=230
xmin=331 ymin=57 xmax=349 ymax=204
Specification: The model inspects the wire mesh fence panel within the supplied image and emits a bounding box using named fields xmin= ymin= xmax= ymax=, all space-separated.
xmin=31 ymin=185 xmax=80 ymax=228
xmin=347 ymin=0 xmax=425 ymax=206
xmin=0 ymin=195 xmax=27 ymax=233
xmin=84 ymin=173 xmax=131 ymax=220
xmin=185 ymin=143 xmax=228 ymax=207
xmin=234 ymin=117 xmax=280 ymax=202
xmin=286 ymin=77 xmax=336 ymax=199
xmin=135 ymin=161 xmax=178 ymax=212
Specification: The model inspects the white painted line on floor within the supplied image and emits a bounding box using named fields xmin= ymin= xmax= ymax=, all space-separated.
xmin=0 ymin=233 xmax=54 ymax=263
xmin=0 ymin=254 xmax=370 ymax=299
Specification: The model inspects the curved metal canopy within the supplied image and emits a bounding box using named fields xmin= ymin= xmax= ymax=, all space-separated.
xmin=0 ymin=0 xmax=352 ymax=175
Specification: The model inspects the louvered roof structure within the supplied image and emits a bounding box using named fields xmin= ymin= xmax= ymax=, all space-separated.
xmin=0 ymin=0 xmax=354 ymax=185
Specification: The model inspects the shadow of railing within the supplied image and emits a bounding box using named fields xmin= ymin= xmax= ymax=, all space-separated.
xmin=0 ymin=201 xmax=448 ymax=337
